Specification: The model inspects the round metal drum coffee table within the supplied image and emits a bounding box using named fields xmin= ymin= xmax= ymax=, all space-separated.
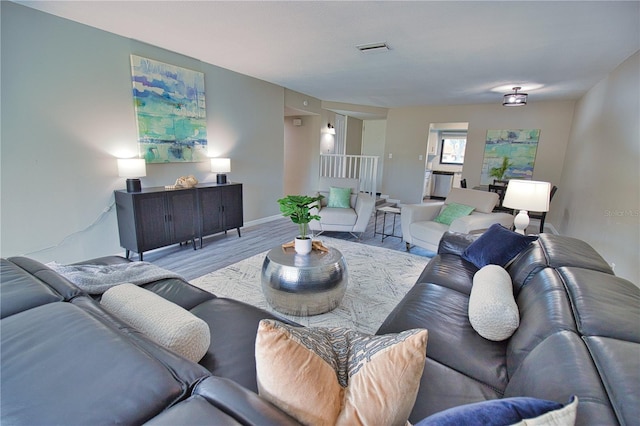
xmin=261 ymin=246 xmax=348 ymax=316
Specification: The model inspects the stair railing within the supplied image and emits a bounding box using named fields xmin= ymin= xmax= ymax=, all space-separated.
xmin=319 ymin=154 xmax=379 ymax=196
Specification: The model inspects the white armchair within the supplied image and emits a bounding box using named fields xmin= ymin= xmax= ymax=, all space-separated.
xmin=402 ymin=188 xmax=514 ymax=253
xmin=309 ymin=177 xmax=375 ymax=238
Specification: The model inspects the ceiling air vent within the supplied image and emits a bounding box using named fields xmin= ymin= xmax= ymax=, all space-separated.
xmin=356 ymin=42 xmax=390 ymax=53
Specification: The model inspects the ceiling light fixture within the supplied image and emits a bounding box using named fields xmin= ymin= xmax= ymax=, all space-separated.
xmin=502 ymin=87 xmax=528 ymax=107
xmin=356 ymin=42 xmax=390 ymax=53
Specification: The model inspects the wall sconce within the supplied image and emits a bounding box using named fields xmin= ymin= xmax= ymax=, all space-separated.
xmin=502 ymin=87 xmax=528 ymax=106
xmin=117 ymin=158 xmax=147 ymax=192
xmin=326 ymin=123 xmax=336 ymax=135
xmin=503 ymin=180 xmax=551 ymax=234
xmin=211 ymin=158 xmax=231 ymax=184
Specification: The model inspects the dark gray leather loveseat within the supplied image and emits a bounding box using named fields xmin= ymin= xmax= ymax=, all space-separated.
xmin=2 ymin=232 xmax=638 ymax=425
xmin=378 ymin=232 xmax=639 ymax=425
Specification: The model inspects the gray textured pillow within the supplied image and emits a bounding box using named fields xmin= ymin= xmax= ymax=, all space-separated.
xmin=101 ymin=283 xmax=210 ymax=362
xmin=468 ymin=265 xmax=519 ymax=341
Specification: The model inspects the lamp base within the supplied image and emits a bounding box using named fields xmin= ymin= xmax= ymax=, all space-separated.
xmin=216 ymin=174 xmax=228 ymax=184
xmin=513 ymin=210 xmax=530 ymax=235
xmin=126 ymin=178 xmax=142 ymax=192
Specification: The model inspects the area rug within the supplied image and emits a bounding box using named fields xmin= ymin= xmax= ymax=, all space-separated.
xmin=190 ymin=236 xmax=431 ymax=334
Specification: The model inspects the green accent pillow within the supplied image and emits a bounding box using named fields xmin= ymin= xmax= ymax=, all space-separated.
xmin=433 ymin=203 xmax=475 ymax=225
xmin=327 ymin=186 xmax=352 ymax=208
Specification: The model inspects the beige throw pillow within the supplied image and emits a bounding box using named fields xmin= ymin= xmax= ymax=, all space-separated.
xmin=255 ymin=319 xmax=428 ymax=426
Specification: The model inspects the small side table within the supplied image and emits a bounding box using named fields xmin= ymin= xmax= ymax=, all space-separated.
xmin=374 ymin=206 xmax=402 ymax=241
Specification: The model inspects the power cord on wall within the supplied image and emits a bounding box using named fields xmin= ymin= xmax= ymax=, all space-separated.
xmin=22 ymin=198 xmax=116 ymax=257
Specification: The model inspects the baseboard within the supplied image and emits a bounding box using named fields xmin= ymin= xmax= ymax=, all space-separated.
xmin=244 ymin=214 xmax=283 ymax=228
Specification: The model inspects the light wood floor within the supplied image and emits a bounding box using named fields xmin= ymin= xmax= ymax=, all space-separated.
xmin=143 ymin=213 xmax=434 ymax=280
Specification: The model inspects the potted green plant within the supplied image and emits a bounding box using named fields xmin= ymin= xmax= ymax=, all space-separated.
xmin=489 ymin=156 xmax=512 ymax=182
xmin=277 ymin=194 xmax=324 ymax=254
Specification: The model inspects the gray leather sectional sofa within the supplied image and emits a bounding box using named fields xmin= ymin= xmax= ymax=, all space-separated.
xmin=1 ymin=232 xmax=638 ymax=425
xmin=379 ymin=232 xmax=639 ymax=425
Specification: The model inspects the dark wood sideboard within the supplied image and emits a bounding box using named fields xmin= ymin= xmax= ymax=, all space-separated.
xmin=114 ymin=182 xmax=243 ymax=261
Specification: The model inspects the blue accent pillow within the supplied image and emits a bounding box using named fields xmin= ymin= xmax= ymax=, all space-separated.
xmin=462 ymin=223 xmax=538 ymax=269
xmin=415 ymin=396 xmax=577 ymax=426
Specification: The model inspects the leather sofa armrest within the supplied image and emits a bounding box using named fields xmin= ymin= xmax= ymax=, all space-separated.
xmin=449 ymin=212 xmax=513 ymax=234
xmin=400 ymin=203 xmax=443 ymax=244
xmin=193 ymin=376 xmax=301 ymax=425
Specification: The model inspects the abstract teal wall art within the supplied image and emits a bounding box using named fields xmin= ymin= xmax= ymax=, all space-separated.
xmin=130 ymin=55 xmax=208 ymax=163
xmin=480 ymin=129 xmax=540 ymax=185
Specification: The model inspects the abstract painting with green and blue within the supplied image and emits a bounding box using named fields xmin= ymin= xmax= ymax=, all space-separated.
xmin=131 ymin=55 xmax=208 ymax=163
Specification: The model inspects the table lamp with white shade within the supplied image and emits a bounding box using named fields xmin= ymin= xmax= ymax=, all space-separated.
xmin=211 ymin=157 xmax=231 ymax=184
xmin=117 ymin=158 xmax=147 ymax=192
xmin=502 ymin=180 xmax=551 ymax=235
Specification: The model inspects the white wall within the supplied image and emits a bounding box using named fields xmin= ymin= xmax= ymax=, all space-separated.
xmin=382 ymin=101 xmax=576 ymax=204
xmin=362 ymin=120 xmax=386 ymax=194
xmin=284 ymin=115 xmax=320 ymax=196
xmin=553 ymin=51 xmax=639 ymax=284
xmin=345 ymin=117 xmax=363 ymax=155
xmin=1 ymin=2 xmax=285 ymax=263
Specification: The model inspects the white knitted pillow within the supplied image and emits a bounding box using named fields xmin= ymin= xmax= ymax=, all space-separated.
xmin=101 ymin=283 xmax=210 ymax=363
xmin=468 ymin=265 xmax=519 ymax=341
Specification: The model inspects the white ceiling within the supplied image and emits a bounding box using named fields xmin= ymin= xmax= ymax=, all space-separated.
xmin=16 ymin=1 xmax=640 ymax=110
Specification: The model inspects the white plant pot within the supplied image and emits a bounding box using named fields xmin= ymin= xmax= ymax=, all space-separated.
xmin=294 ymin=237 xmax=312 ymax=255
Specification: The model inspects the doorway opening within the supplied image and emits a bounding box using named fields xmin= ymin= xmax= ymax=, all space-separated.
xmin=424 ymin=122 xmax=469 ymax=200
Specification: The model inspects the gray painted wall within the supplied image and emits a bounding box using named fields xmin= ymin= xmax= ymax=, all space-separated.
xmin=554 ymin=51 xmax=639 ymax=284
xmin=1 ymin=2 xmax=285 ymax=263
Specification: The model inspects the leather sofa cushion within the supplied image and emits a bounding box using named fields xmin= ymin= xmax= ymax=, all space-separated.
xmin=147 ymin=377 xmax=301 ymax=426
xmin=190 ymin=297 xmax=298 ymax=393
xmin=142 ymin=278 xmax=216 ymax=310
xmin=584 ymin=336 xmax=640 ymax=425
xmin=194 ymin=376 xmax=301 ymax=426
xmin=378 ymin=283 xmax=509 ymax=392
xmin=7 ymin=256 xmax=84 ymax=302
xmin=145 ymin=395 xmax=246 ymax=425
xmin=414 ymin=253 xmax=476 ymax=295
xmin=508 ymin=234 xmax=613 ymax=292
xmin=408 ymin=357 xmax=502 ymax=424
xmin=505 ymin=331 xmax=618 ymax=425
xmin=559 ymin=267 xmax=640 ymax=342
xmin=1 ymin=302 xmax=199 ymax=425
xmin=1 ymin=259 xmax=63 ymax=318
xmin=437 ymin=231 xmax=477 ymax=256
xmin=506 ymin=268 xmax=577 ymax=377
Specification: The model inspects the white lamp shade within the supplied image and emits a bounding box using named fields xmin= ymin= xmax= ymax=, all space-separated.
xmin=210 ymin=158 xmax=231 ymax=173
xmin=117 ymin=158 xmax=147 ymax=178
xmin=503 ymin=180 xmax=551 ymax=212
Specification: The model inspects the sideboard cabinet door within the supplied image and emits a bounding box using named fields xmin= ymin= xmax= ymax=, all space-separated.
xmin=220 ymin=184 xmax=243 ymax=231
xmin=196 ymin=183 xmax=243 ymax=246
xmin=115 ymin=188 xmax=197 ymax=261
xmin=166 ymin=190 xmax=198 ymax=243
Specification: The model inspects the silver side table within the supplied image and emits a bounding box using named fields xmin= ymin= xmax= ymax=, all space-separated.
xmin=261 ymin=246 xmax=348 ymax=316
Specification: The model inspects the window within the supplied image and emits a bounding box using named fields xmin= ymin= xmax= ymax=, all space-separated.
xmin=440 ymin=132 xmax=467 ymax=165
